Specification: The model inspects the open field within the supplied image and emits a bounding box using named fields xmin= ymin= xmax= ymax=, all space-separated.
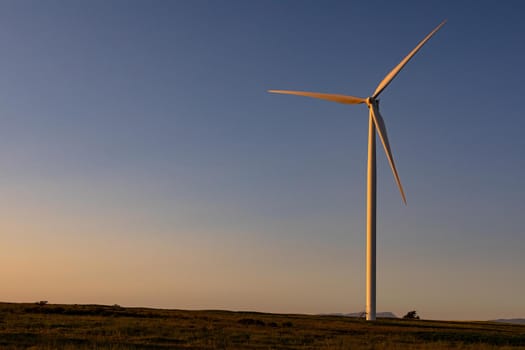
xmin=0 ymin=302 xmax=524 ymax=349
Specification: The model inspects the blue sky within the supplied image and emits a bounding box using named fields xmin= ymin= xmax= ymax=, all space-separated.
xmin=0 ymin=0 xmax=524 ymax=320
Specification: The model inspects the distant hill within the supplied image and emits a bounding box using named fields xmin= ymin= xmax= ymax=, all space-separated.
xmin=492 ymin=319 xmax=525 ymax=325
xmin=322 ymin=312 xmax=398 ymax=318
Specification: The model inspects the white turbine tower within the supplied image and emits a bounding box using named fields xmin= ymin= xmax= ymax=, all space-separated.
xmin=268 ymin=20 xmax=446 ymax=321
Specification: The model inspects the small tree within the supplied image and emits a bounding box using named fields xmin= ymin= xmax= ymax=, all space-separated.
xmin=403 ymin=310 xmax=420 ymax=320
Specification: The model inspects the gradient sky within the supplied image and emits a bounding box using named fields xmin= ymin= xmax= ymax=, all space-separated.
xmin=1 ymin=0 xmax=524 ymax=321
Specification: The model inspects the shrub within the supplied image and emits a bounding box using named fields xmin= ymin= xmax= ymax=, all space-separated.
xmin=238 ymin=318 xmax=266 ymax=326
xmin=403 ymin=310 xmax=420 ymax=320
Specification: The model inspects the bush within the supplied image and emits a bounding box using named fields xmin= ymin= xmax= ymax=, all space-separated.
xmin=238 ymin=318 xmax=265 ymax=326
xmin=403 ymin=310 xmax=420 ymax=320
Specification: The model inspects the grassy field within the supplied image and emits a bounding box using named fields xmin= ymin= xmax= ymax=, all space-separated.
xmin=0 ymin=302 xmax=524 ymax=349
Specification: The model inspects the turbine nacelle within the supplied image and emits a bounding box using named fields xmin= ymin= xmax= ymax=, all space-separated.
xmin=365 ymin=97 xmax=378 ymax=108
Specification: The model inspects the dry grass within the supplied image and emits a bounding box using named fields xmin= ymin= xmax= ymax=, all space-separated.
xmin=0 ymin=302 xmax=524 ymax=349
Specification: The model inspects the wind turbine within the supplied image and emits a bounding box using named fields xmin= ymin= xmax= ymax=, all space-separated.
xmin=268 ymin=20 xmax=446 ymax=321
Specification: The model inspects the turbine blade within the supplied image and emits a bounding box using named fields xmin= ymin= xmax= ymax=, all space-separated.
xmin=372 ymin=20 xmax=447 ymax=99
xmin=370 ymin=102 xmax=407 ymax=204
xmin=268 ymin=90 xmax=365 ymax=105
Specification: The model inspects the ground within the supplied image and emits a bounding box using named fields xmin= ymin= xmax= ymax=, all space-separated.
xmin=0 ymin=302 xmax=524 ymax=349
